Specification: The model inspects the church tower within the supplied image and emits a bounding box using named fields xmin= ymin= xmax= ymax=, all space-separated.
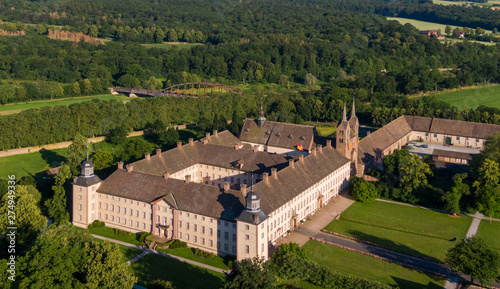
xmin=72 ymin=153 xmax=102 ymax=228
xmin=336 ymin=99 xmax=360 ymax=175
xmin=256 ymin=103 xmax=266 ymax=127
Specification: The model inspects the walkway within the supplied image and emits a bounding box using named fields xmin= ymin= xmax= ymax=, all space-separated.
xmin=127 ymin=251 xmax=150 ymax=265
xmin=466 ymin=212 xmax=484 ymax=238
xmin=91 ymin=234 xmax=225 ymax=274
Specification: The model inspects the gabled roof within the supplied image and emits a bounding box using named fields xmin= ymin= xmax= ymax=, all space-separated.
xmin=253 ymin=146 xmax=350 ymax=214
xmin=201 ymin=130 xmax=241 ymax=147
xmin=97 ymin=169 xmax=245 ymax=220
xmin=131 ymin=140 xmax=292 ymax=175
xmin=238 ymin=119 xmax=316 ymax=151
xmin=405 ymin=116 xmax=500 ymax=139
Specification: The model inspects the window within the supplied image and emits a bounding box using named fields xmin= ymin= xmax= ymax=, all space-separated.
xmin=130 ymin=220 xmax=133 ymax=226
xmin=217 ymin=230 xmax=221 ymax=238
xmin=91 ymin=213 xmax=95 ymax=219
xmin=202 ymin=238 xmax=205 ymax=245
xmin=111 ymin=216 xmax=114 ymax=222
xmin=209 ymin=228 xmax=213 ymax=236
xmin=179 ymin=232 xmax=182 ymax=239
xmin=202 ymin=217 xmax=205 ymax=221
xmin=232 ymin=223 xmax=236 ymax=229
xmin=232 ymin=246 xmax=236 ymax=254
xmin=187 ymin=223 xmax=190 ymax=230
xmin=136 ymin=210 xmax=139 ymax=217
xmin=79 ymin=215 xmax=82 ymax=221
xmin=186 ymin=234 xmax=189 ymax=241
xmin=79 ymin=204 xmax=82 ymax=211
xmin=111 ymin=205 xmax=114 ymax=211
xmin=434 ymin=134 xmax=437 ymax=137
xmin=456 ymin=136 xmax=460 ymax=140
xmin=124 ymin=208 xmax=126 ymax=214
xmin=143 ymin=212 xmax=146 ymax=219
xmin=209 ymin=240 xmax=213 ymax=247
xmin=117 ymin=217 xmax=120 ymax=223
xmin=217 ymin=242 xmax=221 ymax=249
xmin=130 ymin=210 xmax=133 ymax=216
xmin=124 ymin=218 xmax=126 ymax=224
xmin=105 ymin=204 xmax=108 ymax=210
xmin=224 ymin=232 xmax=228 ymax=240
xmin=245 ymin=245 xmax=249 ymax=253
xmin=79 ymin=195 xmax=82 ymax=200
xmin=224 ymin=244 xmax=228 ymax=251
xmin=232 ymin=234 xmax=236 ymax=242
xmin=202 ymin=226 xmax=205 ymax=234
xmin=105 ymin=214 xmax=108 ymax=220
xmin=194 ymin=224 xmax=197 ymax=232
xmin=245 ymin=225 xmax=249 ymax=230
xmin=194 ymin=236 xmax=197 ymax=243
xmin=117 ymin=206 xmax=120 ymax=213
xmin=179 ymin=221 xmax=182 ymax=228
xmin=261 ymin=233 xmax=264 ymax=238
xmin=157 ymin=215 xmax=160 ymax=222
xmin=143 ymin=223 xmax=146 ymax=229
xmin=98 ymin=213 xmax=101 ymax=218
xmin=99 ymin=202 xmax=101 ymax=209
xmin=163 ymin=217 xmax=167 ymax=225
xmin=262 ymin=243 xmax=264 ymax=252
xmin=245 ymin=234 xmax=249 ymax=240
xmin=136 ymin=221 xmax=139 ymax=228
xmin=476 ymin=138 xmax=480 ymax=142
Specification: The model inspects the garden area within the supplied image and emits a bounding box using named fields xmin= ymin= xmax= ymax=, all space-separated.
xmin=303 ymin=240 xmax=446 ymax=289
xmin=323 ymin=201 xmax=472 ymax=261
xmin=476 ymin=220 xmax=500 ymax=253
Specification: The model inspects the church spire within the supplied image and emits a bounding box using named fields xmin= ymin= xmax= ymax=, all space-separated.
xmin=351 ymin=97 xmax=356 ymax=118
xmin=342 ymin=102 xmax=347 ymax=122
xmin=257 ymin=103 xmax=266 ymax=127
xmin=259 ymin=103 xmax=264 ymax=117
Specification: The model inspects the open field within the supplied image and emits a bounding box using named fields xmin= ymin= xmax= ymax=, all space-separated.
xmin=433 ymin=0 xmax=495 ymax=6
xmin=141 ymin=42 xmax=204 ymax=50
xmin=0 ymin=94 xmax=130 ymax=115
xmin=128 ymin=254 xmax=224 ymax=289
xmin=387 ymin=17 xmax=493 ymax=35
xmin=303 ymin=240 xmax=446 ymax=289
xmin=415 ymin=84 xmax=500 ymax=109
xmin=314 ymin=125 xmax=336 ymax=137
xmin=323 ymin=201 xmax=472 ymax=261
xmin=0 ymin=148 xmax=67 ymax=181
xmin=476 ymin=220 xmax=500 ymax=252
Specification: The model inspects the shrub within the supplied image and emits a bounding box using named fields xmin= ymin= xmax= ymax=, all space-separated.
xmin=88 ymin=220 xmax=105 ymax=229
xmin=113 ymin=228 xmax=132 ymax=236
xmin=169 ymin=239 xmax=187 ymax=249
xmin=137 ymin=232 xmax=150 ymax=243
xmin=193 ymin=248 xmax=215 ymax=259
xmin=148 ymin=279 xmax=174 ymax=289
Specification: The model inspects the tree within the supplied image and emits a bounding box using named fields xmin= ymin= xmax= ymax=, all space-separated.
xmin=45 ymin=163 xmax=71 ymax=225
xmin=18 ymin=225 xmax=137 ymax=288
xmin=305 ymin=73 xmax=317 ymax=86
xmin=91 ymin=151 xmax=115 ymax=170
xmin=80 ymin=79 xmax=93 ymax=95
xmin=72 ymin=82 xmax=81 ymax=95
xmin=445 ymin=25 xmax=452 ymax=36
xmin=398 ymin=154 xmax=432 ymax=200
xmin=349 ymin=177 xmax=379 ymax=203
xmin=120 ymin=138 xmax=154 ymax=162
xmin=146 ymin=76 xmax=163 ymax=90
xmin=445 ymin=236 xmax=500 ymax=286
xmin=148 ymin=279 xmax=174 ymax=289
xmin=223 ymin=258 xmax=276 ymax=289
xmin=0 ymin=185 xmax=47 ymax=258
xmin=108 ymin=126 xmax=129 ymax=145
xmin=68 ymin=133 xmax=89 ymax=174
xmin=442 ymin=173 xmax=469 ymax=216
xmin=473 ymin=159 xmax=500 ymax=221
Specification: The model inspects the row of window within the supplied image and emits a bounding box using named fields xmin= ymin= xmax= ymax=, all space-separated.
xmin=98 ymin=212 xmax=148 ymax=229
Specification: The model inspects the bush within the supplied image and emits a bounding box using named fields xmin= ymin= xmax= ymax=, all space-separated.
xmin=113 ymin=228 xmax=133 ymax=236
xmin=88 ymin=220 xmax=105 ymax=229
xmin=136 ymin=232 xmax=150 ymax=243
xmin=169 ymin=239 xmax=187 ymax=249
xmin=148 ymin=279 xmax=174 ymax=289
xmin=193 ymin=248 xmax=215 ymax=259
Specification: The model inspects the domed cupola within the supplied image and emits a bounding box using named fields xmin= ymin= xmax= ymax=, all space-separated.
xmin=256 ymin=103 xmax=266 ymax=127
xmin=81 ymin=153 xmax=95 ymax=177
xmin=245 ymin=190 xmax=261 ymax=213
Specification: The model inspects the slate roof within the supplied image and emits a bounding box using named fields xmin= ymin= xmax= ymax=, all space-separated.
xmin=131 ymin=139 xmax=292 ymax=176
xmin=73 ymin=175 xmax=102 ymax=187
xmin=253 ymin=146 xmax=350 ymax=214
xmin=432 ymin=149 xmax=475 ymax=161
xmin=238 ymin=119 xmax=316 ymax=151
xmin=97 ymin=169 xmax=245 ymax=220
xmin=201 ymin=130 xmax=241 ymax=148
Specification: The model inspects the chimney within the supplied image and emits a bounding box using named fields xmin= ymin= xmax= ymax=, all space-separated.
xmin=289 ymin=159 xmax=295 ymax=169
xmin=262 ymin=172 xmax=269 ymax=182
xmin=145 ymin=153 xmax=151 ymax=161
xmin=213 ymin=130 xmax=218 ymax=137
xmin=118 ymin=161 xmax=124 ymax=170
xmin=156 ymin=148 xmax=162 ymax=156
xmin=163 ymin=172 xmax=169 ymax=179
xmin=205 ymin=132 xmax=211 ymax=140
xmin=271 ymin=168 xmax=277 ymax=178
xmin=203 ymin=139 xmax=208 ymax=145
xmin=189 ymin=138 xmax=194 ymax=146
xmin=299 ymin=154 xmax=304 ymax=163
xmin=317 ymin=144 xmax=323 ymax=153
xmin=240 ymin=184 xmax=247 ymax=197
xmin=177 ymin=142 xmax=182 ymax=149
xmin=73 ymin=176 xmax=78 ymax=183
xmin=253 ymin=146 xmax=259 ymax=153
xmin=185 ymin=175 xmax=191 ymax=183
xmin=234 ymin=144 xmax=240 ymax=150
xmin=311 ymin=148 xmax=317 ymax=156
xmin=126 ymin=164 xmax=133 ymax=173
xmin=223 ymin=181 xmax=230 ymax=191
xmin=326 ymin=140 xmax=332 ymax=147
xmin=367 ymin=131 xmax=371 ymax=136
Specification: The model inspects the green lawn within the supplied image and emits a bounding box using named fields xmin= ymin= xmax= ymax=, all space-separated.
xmin=324 ymin=201 xmax=472 ymax=261
xmin=89 ymin=226 xmax=142 ymax=245
xmin=0 ymin=94 xmax=130 ymax=115
xmin=0 ymin=148 xmax=67 ymax=181
xmin=128 ymin=254 xmax=224 ymax=289
xmin=158 ymin=248 xmax=231 ymax=270
xmin=417 ymin=85 xmax=500 ymax=110
xmin=141 ymin=42 xmax=203 ymax=50
xmin=303 ymin=240 xmax=446 ymax=289
xmin=118 ymin=244 xmax=142 ymax=263
xmin=388 ymin=17 xmax=493 ymax=34
xmin=315 ymin=125 xmax=336 ymax=137
xmin=476 ymin=220 xmax=500 ymax=252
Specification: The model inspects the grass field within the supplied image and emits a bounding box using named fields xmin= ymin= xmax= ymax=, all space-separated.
xmin=314 ymin=125 xmax=336 ymax=137
xmin=0 ymin=148 xmax=67 ymax=181
xmin=303 ymin=240 xmax=446 ymax=289
xmin=417 ymin=85 xmax=500 ymax=109
xmin=141 ymin=42 xmax=203 ymax=50
xmin=158 ymin=248 xmax=230 ymax=270
xmin=323 ymin=201 xmax=472 ymax=261
xmin=89 ymin=226 xmax=142 ymax=245
xmin=128 ymin=254 xmax=224 ymax=289
xmin=387 ymin=17 xmax=493 ymax=35
xmin=0 ymin=94 xmax=130 ymax=115
xmin=476 ymin=220 xmax=500 ymax=252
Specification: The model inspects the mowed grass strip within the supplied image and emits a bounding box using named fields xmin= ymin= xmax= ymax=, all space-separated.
xmin=128 ymin=254 xmax=224 ymax=289
xmin=476 ymin=220 xmax=500 ymax=252
xmin=0 ymin=148 xmax=67 ymax=180
xmin=158 ymin=248 xmax=230 ymax=270
xmin=324 ymin=201 xmax=471 ymax=261
xmin=89 ymin=226 xmax=142 ymax=245
xmin=0 ymin=94 xmax=130 ymax=115
xmin=421 ymin=85 xmax=500 ymax=110
xmin=303 ymin=240 xmax=446 ymax=289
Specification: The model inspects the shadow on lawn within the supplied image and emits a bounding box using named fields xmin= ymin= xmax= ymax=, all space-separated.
xmin=391 ymin=276 xmax=444 ymax=289
xmin=347 ymin=229 xmax=441 ymax=263
xmin=130 ymin=254 xmax=224 ymax=289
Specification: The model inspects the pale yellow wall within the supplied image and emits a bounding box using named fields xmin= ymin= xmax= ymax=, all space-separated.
xmin=72 ymin=182 xmax=101 ymax=228
xmin=97 ymin=194 xmax=152 ymax=233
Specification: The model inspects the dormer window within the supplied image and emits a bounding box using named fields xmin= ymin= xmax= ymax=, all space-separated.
xmin=300 ymin=136 xmax=305 ymax=140
xmin=245 ymin=128 xmax=249 ymax=132
xmin=276 ymin=133 xmax=281 ymax=137
xmin=265 ymin=131 xmax=270 ymax=135
xmin=288 ymin=134 xmax=293 ymax=138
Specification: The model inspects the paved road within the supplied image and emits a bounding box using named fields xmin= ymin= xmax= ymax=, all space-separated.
xmin=91 ymin=234 xmax=226 ymax=274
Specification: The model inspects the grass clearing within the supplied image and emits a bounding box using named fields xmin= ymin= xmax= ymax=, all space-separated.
xmin=0 ymin=94 xmax=130 ymax=115
xmin=314 ymin=125 xmax=336 ymax=137
xmin=128 ymin=254 xmax=224 ymax=289
xmin=387 ymin=17 xmax=493 ymax=34
xmin=324 ymin=201 xmax=471 ymax=261
xmin=0 ymin=148 xmax=67 ymax=181
xmin=158 ymin=248 xmax=230 ymax=270
xmin=304 ymin=240 xmax=446 ymax=289
xmin=415 ymin=85 xmax=500 ymax=110
xmin=118 ymin=244 xmax=142 ymax=263
xmin=476 ymin=220 xmax=500 ymax=252
xmin=89 ymin=226 xmax=142 ymax=245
